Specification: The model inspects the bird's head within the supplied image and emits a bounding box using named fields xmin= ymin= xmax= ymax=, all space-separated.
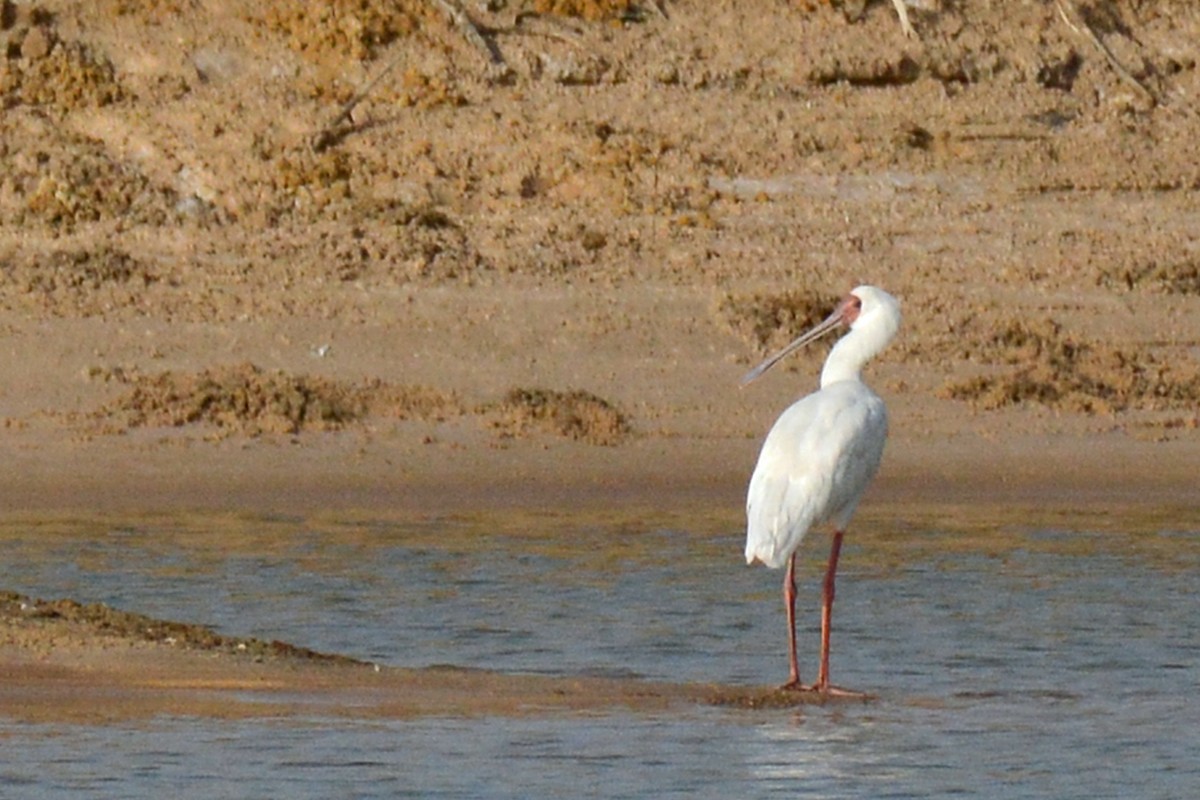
xmin=740 ymin=285 xmax=901 ymax=387
xmin=845 ymin=285 xmax=901 ymax=343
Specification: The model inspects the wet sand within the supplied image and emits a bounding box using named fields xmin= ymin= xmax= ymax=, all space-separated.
xmin=1 ymin=588 xmax=858 ymax=724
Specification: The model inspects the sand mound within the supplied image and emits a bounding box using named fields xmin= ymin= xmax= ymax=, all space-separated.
xmin=940 ymin=319 xmax=1200 ymax=413
xmin=1 ymin=590 xmax=363 ymax=664
xmin=487 ymin=387 xmax=631 ymax=445
xmin=100 ymin=363 xmax=451 ymax=435
xmin=0 ymin=4 xmax=122 ymax=108
xmin=91 ymin=365 xmax=631 ymax=443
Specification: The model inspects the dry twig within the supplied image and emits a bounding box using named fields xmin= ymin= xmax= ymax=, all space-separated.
xmin=311 ymin=53 xmax=406 ymax=152
xmin=310 ymin=0 xmax=512 ymax=152
xmin=890 ymin=0 xmax=918 ymax=40
xmin=1055 ymin=0 xmax=1158 ymax=107
xmin=432 ymin=0 xmax=508 ymax=73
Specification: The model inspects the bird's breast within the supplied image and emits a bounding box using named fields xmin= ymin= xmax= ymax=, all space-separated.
xmin=744 ymin=381 xmax=888 ymax=566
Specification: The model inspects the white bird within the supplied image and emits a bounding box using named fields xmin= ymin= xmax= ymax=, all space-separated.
xmin=742 ymin=285 xmax=901 ymax=694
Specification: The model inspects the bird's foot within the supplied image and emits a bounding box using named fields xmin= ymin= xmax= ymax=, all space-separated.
xmin=812 ymin=683 xmax=871 ymax=699
xmin=771 ymin=680 xmax=872 ymax=702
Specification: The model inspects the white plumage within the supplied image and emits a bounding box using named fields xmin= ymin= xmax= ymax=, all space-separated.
xmin=741 ymin=285 xmax=901 ymax=693
xmin=745 ymin=381 xmax=887 ymax=568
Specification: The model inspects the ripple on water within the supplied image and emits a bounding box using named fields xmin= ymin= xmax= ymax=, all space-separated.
xmin=1 ymin=513 xmax=1198 ymax=798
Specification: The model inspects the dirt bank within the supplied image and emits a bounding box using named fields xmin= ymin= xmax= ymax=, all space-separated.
xmin=2 ymin=0 xmax=1198 ymax=516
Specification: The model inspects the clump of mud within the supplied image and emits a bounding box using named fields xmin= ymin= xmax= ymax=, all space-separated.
xmin=95 ymin=0 xmax=190 ymax=15
xmin=717 ymin=289 xmax=829 ymax=351
xmin=102 ymin=363 xmax=468 ymax=435
xmin=395 ymin=67 xmax=468 ymax=109
xmin=252 ymin=151 xmax=481 ymax=277
xmin=247 ymin=140 xmax=477 ymax=283
xmin=0 ymin=118 xmax=178 ymax=228
xmin=265 ymin=147 xmax=366 ymax=217
xmin=532 ymin=0 xmax=636 ymax=21
xmin=0 ymin=245 xmax=158 ymax=316
xmin=1099 ymin=261 xmax=1200 ymax=296
xmin=249 ymin=0 xmax=637 ymax=69
xmin=940 ymin=319 xmax=1200 ymax=413
xmin=251 ymin=0 xmax=431 ymax=63
xmin=0 ymin=3 xmax=123 ymax=109
xmin=488 ymin=387 xmax=631 ymax=445
xmin=0 ymin=3 xmax=179 ymax=228
xmin=0 ymin=590 xmax=366 ymax=665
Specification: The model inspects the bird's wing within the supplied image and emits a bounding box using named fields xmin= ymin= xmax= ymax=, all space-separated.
xmin=745 ymin=385 xmax=887 ymax=568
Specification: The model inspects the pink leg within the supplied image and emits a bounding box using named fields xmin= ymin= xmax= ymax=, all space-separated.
xmin=781 ymin=552 xmax=802 ymax=689
xmin=815 ymin=530 xmax=844 ymax=693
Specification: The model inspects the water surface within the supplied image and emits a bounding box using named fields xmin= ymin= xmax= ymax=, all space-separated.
xmin=1 ymin=512 xmax=1197 ymax=798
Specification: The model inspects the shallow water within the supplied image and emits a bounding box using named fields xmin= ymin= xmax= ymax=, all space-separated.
xmin=2 ymin=512 xmax=1198 ymax=798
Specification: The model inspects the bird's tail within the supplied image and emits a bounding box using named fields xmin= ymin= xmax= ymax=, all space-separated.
xmin=744 ymin=540 xmax=787 ymax=569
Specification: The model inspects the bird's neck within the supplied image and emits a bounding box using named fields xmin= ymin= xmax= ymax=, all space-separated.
xmin=819 ymin=329 xmax=878 ymax=387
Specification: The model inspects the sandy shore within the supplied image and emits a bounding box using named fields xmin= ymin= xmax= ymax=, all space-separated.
xmin=1 ymin=588 xmax=870 ymax=724
xmin=4 ymin=421 xmax=1199 ymax=516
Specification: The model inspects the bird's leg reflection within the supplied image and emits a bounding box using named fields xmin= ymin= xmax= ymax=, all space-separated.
xmin=781 ymin=552 xmax=802 ymax=690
